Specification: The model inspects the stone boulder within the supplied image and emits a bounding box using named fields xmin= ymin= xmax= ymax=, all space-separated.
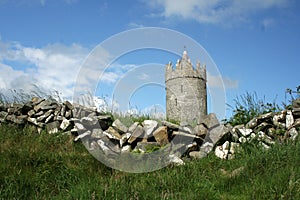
xmin=153 ymin=126 xmax=168 ymax=146
xmin=292 ymin=98 xmax=300 ymax=109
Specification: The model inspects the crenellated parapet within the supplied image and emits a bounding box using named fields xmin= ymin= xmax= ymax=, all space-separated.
xmin=165 ymin=50 xmax=207 ymax=125
xmin=165 ymin=51 xmax=206 ymax=82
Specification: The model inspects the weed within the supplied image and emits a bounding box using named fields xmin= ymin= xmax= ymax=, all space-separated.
xmin=226 ymin=91 xmax=280 ymax=126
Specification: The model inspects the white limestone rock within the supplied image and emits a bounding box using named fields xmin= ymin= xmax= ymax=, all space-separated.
xmin=286 ymin=110 xmax=294 ymax=129
xmin=195 ymin=142 xmax=214 ymax=159
xmin=208 ymin=123 xmax=228 ymax=145
xmin=27 ymin=117 xmax=38 ymax=126
xmin=60 ymin=118 xmax=71 ymax=130
xmin=194 ymin=123 xmax=208 ymax=136
xmin=257 ymin=112 xmax=274 ymax=121
xmin=112 ymin=119 xmax=128 ymax=133
xmin=161 ymin=120 xmax=180 ymax=130
xmin=74 ymin=130 xmax=91 ymax=142
xmin=74 ymin=122 xmax=86 ymax=131
xmin=121 ymin=145 xmax=131 ymax=153
xmin=128 ymin=122 xmax=139 ymax=133
xmin=0 ymin=111 xmax=8 ymax=122
xmin=215 ymin=141 xmax=230 ymax=159
xmin=228 ymin=142 xmax=240 ymax=160
xmin=128 ymin=125 xmax=144 ymax=144
xmin=46 ymin=121 xmax=60 ymax=134
xmin=45 ymin=114 xmax=54 ymax=124
xmin=273 ymin=111 xmax=286 ymax=128
xmin=288 ymin=128 xmax=298 ymax=141
xmin=238 ymin=136 xmax=247 ymax=143
xmin=91 ymin=128 xmax=104 ymax=139
xmin=96 ymin=139 xmax=118 ymax=156
xmin=246 ymin=117 xmax=258 ymax=129
xmin=237 ymin=128 xmax=253 ymax=137
xmin=120 ymin=133 xmax=131 ymax=147
xmin=257 ymin=131 xmax=275 ymax=145
xmin=168 ymin=154 xmax=184 ymax=165
xmin=142 ymin=120 xmax=158 ymax=136
xmin=105 ymin=126 xmax=122 ymax=140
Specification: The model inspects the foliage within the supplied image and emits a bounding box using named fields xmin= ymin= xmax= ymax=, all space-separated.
xmin=225 ymin=87 xmax=299 ymax=126
xmin=284 ymin=86 xmax=300 ymax=109
xmin=226 ymin=91 xmax=280 ymax=126
xmin=1 ymin=123 xmax=300 ymax=199
xmin=285 ymin=86 xmax=300 ymax=100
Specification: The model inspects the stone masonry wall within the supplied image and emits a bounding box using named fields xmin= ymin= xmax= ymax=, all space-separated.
xmin=0 ymin=97 xmax=299 ymax=166
xmin=165 ymin=51 xmax=207 ymax=125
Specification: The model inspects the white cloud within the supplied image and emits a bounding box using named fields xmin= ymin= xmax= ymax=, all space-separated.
xmin=0 ymin=39 xmax=238 ymax=110
xmin=63 ymin=0 xmax=78 ymax=5
xmin=0 ymin=63 xmax=26 ymax=89
xmin=98 ymin=63 xmax=138 ymax=85
xmin=207 ymin=73 xmax=238 ymax=89
xmin=0 ymin=40 xmax=143 ymax=102
xmin=0 ymin=0 xmax=78 ymax=7
xmin=100 ymin=72 xmax=121 ymax=83
xmin=40 ymin=0 xmax=46 ymax=6
xmin=144 ymin=0 xmax=290 ymax=25
xmin=127 ymin=22 xmax=145 ymax=29
xmin=138 ymin=73 xmax=150 ymax=80
xmin=0 ymin=41 xmax=110 ymax=99
xmin=261 ymin=18 xmax=275 ymax=29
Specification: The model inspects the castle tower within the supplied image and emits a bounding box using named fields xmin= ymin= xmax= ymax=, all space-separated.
xmin=165 ymin=50 xmax=207 ymax=125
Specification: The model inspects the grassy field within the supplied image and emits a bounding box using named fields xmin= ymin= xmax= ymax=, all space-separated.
xmin=0 ymin=123 xmax=300 ymax=200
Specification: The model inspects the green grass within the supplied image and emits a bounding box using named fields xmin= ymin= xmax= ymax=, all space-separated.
xmin=225 ymin=91 xmax=281 ymax=126
xmin=1 ymin=123 xmax=300 ymax=199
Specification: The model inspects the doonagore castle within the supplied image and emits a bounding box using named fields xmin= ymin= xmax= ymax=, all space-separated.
xmin=165 ymin=50 xmax=207 ymax=125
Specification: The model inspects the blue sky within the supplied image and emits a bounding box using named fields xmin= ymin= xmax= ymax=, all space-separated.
xmin=0 ymin=0 xmax=299 ymax=120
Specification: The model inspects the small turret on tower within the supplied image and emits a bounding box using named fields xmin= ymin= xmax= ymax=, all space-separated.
xmin=165 ymin=50 xmax=207 ymax=125
xmin=182 ymin=50 xmax=188 ymax=60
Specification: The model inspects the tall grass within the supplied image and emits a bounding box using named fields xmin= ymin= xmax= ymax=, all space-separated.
xmin=0 ymin=86 xmax=66 ymax=104
xmin=226 ymin=92 xmax=281 ymax=126
xmin=1 ymin=123 xmax=300 ymax=199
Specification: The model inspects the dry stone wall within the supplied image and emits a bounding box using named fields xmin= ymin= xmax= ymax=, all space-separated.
xmin=0 ymin=97 xmax=300 ymax=164
xmin=213 ymin=99 xmax=300 ymax=159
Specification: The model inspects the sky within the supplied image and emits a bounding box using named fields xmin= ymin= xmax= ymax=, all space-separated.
xmin=0 ymin=0 xmax=299 ymax=120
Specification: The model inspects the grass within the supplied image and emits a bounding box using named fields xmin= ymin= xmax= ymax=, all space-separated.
xmin=225 ymin=91 xmax=281 ymax=126
xmin=1 ymin=123 xmax=300 ymax=199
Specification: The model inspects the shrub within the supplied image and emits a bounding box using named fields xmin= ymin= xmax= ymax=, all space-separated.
xmin=226 ymin=91 xmax=280 ymax=126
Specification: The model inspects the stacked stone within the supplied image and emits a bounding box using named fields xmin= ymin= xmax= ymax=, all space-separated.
xmin=0 ymin=98 xmax=223 ymax=165
xmin=213 ymin=98 xmax=300 ymax=160
xmin=0 ymin=97 xmax=76 ymax=134
xmin=1 ymin=97 xmax=300 ymax=164
xmin=74 ymin=112 xmax=233 ymax=165
xmin=76 ymin=117 xmax=199 ymax=163
xmin=0 ymin=97 xmax=204 ymax=164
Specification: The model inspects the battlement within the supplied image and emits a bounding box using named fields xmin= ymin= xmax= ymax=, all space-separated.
xmin=165 ymin=50 xmax=207 ymax=124
xmin=165 ymin=51 xmax=206 ymax=82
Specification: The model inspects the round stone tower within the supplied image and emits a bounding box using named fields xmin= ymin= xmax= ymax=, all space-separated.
xmin=165 ymin=50 xmax=207 ymax=125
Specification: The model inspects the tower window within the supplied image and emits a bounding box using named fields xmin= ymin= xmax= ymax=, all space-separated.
xmin=175 ymin=98 xmax=177 ymax=106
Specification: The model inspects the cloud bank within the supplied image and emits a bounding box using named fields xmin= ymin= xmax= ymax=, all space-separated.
xmin=0 ymin=41 xmax=120 ymax=101
xmin=145 ymin=0 xmax=290 ymax=25
xmin=0 ymin=39 xmax=238 ymax=105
